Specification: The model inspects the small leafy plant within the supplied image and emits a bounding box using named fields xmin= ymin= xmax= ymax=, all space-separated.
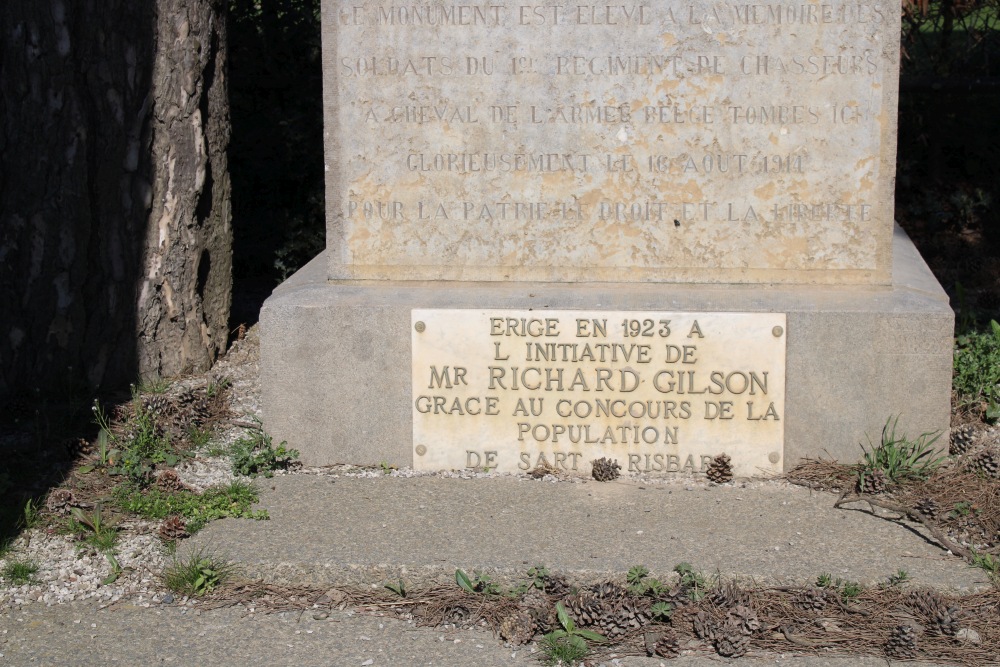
xmin=674 ymin=562 xmax=709 ymax=601
xmin=19 ymin=498 xmax=42 ymax=530
xmin=883 ymin=569 xmax=910 ymax=588
xmin=954 ymin=320 xmax=1000 ymax=420
xmin=540 ymin=602 xmax=606 ymax=666
xmin=970 ymin=550 xmax=1000 ymax=584
xmin=230 ymin=422 xmax=299 ymax=477
xmin=67 ymin=505 xmax=118 ymax=553
xmin=950 ymin=501 xmax=974 ymax=518
xmin=90 ymin=397 xmax=176 ymax=485
xmin=626 ymin=564 xmax=666 ymax=597
xmin=385 ymin=579 xmax=407 ymax=597
xmin=163 ymin=549 xmax=234 ymax=596
xmin=858 ymin=415 xmax=944 ymax=488
xmin=113 ymin=480 xmax=267 ymax=534
xmin=455 ymin=568 xmax=501 ymax=596
xmin=817 ymin=573 xmax=863 ymax=602
xmin=1 ymin=559 xmax=39 ymax=585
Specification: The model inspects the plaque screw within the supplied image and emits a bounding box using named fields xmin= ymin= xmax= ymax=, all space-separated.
xmin=415 ymin=445 xmax=427 ymax=456
xmin=414 ymin=321 xmax=426 ymax=333
xmin=769 ymin=452 xmax=781 ymax=464
xmin=772 ymin=326 xmax=784 ymax=338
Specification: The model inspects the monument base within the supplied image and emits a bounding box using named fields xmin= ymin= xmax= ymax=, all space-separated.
xmin=260 ymin=225 xmax=953 ymax=472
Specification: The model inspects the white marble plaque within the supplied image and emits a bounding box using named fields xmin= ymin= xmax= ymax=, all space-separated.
xmin=412 ymin=309 xmax=786 ymax=477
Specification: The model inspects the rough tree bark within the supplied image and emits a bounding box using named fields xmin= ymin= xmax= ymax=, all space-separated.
xmin=140 ymin=0 xmax=233 ymax=379
xmin=0 ymin=0 xmax=232 ymax=401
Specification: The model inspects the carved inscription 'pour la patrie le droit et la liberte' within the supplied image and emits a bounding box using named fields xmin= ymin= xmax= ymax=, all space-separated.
xmin=326 ymin=1 xmax=900 ymax=284
xmin=412 ymin=311 xmax=786 ymax=477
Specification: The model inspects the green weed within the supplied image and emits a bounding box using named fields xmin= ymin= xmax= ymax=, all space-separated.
xmin=136 ymin=376 xmax=170 ymax=395
xmin=818 ymin=574 xmax=863 ymax=602
xmin=674 ymin=562 xmax=709 ymax=601
xmin=384 ymin=579 xmax=407 ymax=597
xmin=540 ymin=601 xmax=606 ymax=666
xmin=91 ymin=397 xmax=176 ymax=485
xmin=112 ymin=480 xmax=267 ymax=534
xmin=950 ymin=501 xmax=974 ymax=518
xmin=206 ymin=376 xmax=232 ymax=399
xmin=970 ymin=550 xmax=1000 ymax=585
xmin=163 ymin=549 xmax=234 ymax=596
xmin=455 ymin=568 xmax=501 ymax=596
xmin=230 ymin=421 xmax=299 ymax=477
xmin=19 ymin=498 xmax=42 ymax=530
xmin=954 ymin=320 xmax=1000 ymax=420
xmin=858 ymin=415 xmax=944 ymax=488
xmin=626 ymin=564 xmax=666 ymax=597
xmin=1 ymin=559 xmax=38 ymax=585
xmin=186 ymin=427 xmax=214 ymax=450
xmin=67 ymin=506 xmax=118 ymax=554
xmin=884 ymin=569 xmax=910 ymax=588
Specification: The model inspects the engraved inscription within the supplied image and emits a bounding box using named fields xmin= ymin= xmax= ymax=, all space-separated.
xmin=328 ymin=0 xmax=900 ymax=283
xmin=412 ymin=310 xmax=786 ymax=477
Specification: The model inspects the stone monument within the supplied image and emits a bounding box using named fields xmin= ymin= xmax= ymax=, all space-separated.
xmin=261 ymin=0 xmax=953 ymax=477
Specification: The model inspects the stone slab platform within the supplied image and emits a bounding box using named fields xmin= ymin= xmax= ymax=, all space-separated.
xmin=260 ymin=225 xmax=952 ymax=470
xmin=187 ymin=475 xmax=988 ymax=592
xmin=4 ymin=600 xmax=936 ymax=667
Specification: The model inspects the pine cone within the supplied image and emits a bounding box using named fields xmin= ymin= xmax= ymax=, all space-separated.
xmin=141 ymin=394 xmax=173 ymax=419
xmin=714 ymin=619 xmax=751 ymax=657
xmin=158 ymin=516 xmax=189 ymax=542
xmin=858 ymin=468 xmax=888 ymax=494
xmin=563 ymin=590 xmax=603 ymax=626
xmin=175 ymin=388 xmax=197 ymax=408
xmin=46 ymin=488 xmax=78 ymax=514
xmin=706 ymin=454 xmax=733 ymax=484
xmin=529 ymin=462 xmax=558 ymax=479
xmin=446 ymin=605 xmax=471 ymax=626
xmin=499 ymin=609 xmax=535 ymax=645
xmin=540 ymin=572 xmax=572 ymax=597
xmin=709 ymin=581 xmax=748 ymax=609
xmin=521 ymin=590 xmax=557 ymax=633
xmin=191 ymin=396 xmax=213 ymax=427
xmin=907 ymin=590 xmax=960 ymax=637
xmin=64 ymin=437 xmax=92 ymax=459
xmin=658 ymin=585 xmax=692 ymax=608
xmin=589 ymin=581 xmax=627 ymax=601
xmin=692 ymin=610 xmax=717 ymax=641
xmin=727 ymin=604 xmax=760 ymax=634
xmin=914 ymin=498 xmax=939 ymax=519
xmin=950 ymin=424 xmax=977 ymax=455
xmin=885 ymin=624 xmax=918 ymax=659
xmin=591 ymin=457 xmax=621 ymax=481
xmin=596 ymin=598 xmax=651 ymax=639
xmin=969 ymin=448 xmax=1000 ymax=478
xmin=652 ymin=632 xmax=681 ymax=658
xmin=793 ymin=587 xmax=828 ymax=611
xmin=156 ymin=469 xmax=189 ymax=492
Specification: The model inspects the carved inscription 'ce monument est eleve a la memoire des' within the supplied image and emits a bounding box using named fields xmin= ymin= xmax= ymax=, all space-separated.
xmin=327 ymin=1 xmax=900 ymax=285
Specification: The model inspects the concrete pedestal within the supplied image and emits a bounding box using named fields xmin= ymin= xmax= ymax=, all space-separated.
xmin=260 ymin=225 xmax=953 ymax=471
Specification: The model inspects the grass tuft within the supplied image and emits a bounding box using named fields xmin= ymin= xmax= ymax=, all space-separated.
xmin=163 ymin=549 xmax=235 ymax=596
xmin=1 ymin=559 xmax=39 ymax=585
xmin=113 ymin=480 xmax=267 ymax=534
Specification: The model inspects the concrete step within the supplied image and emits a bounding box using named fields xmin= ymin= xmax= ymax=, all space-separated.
xmin=187 ymin=474 xmax=988 ymax=592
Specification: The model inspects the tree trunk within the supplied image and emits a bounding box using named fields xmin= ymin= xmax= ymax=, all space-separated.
xmin=0 ymin=0 xmax=231 ymax=401
xmin=140 ymin=0 xmax=233 ymax=379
